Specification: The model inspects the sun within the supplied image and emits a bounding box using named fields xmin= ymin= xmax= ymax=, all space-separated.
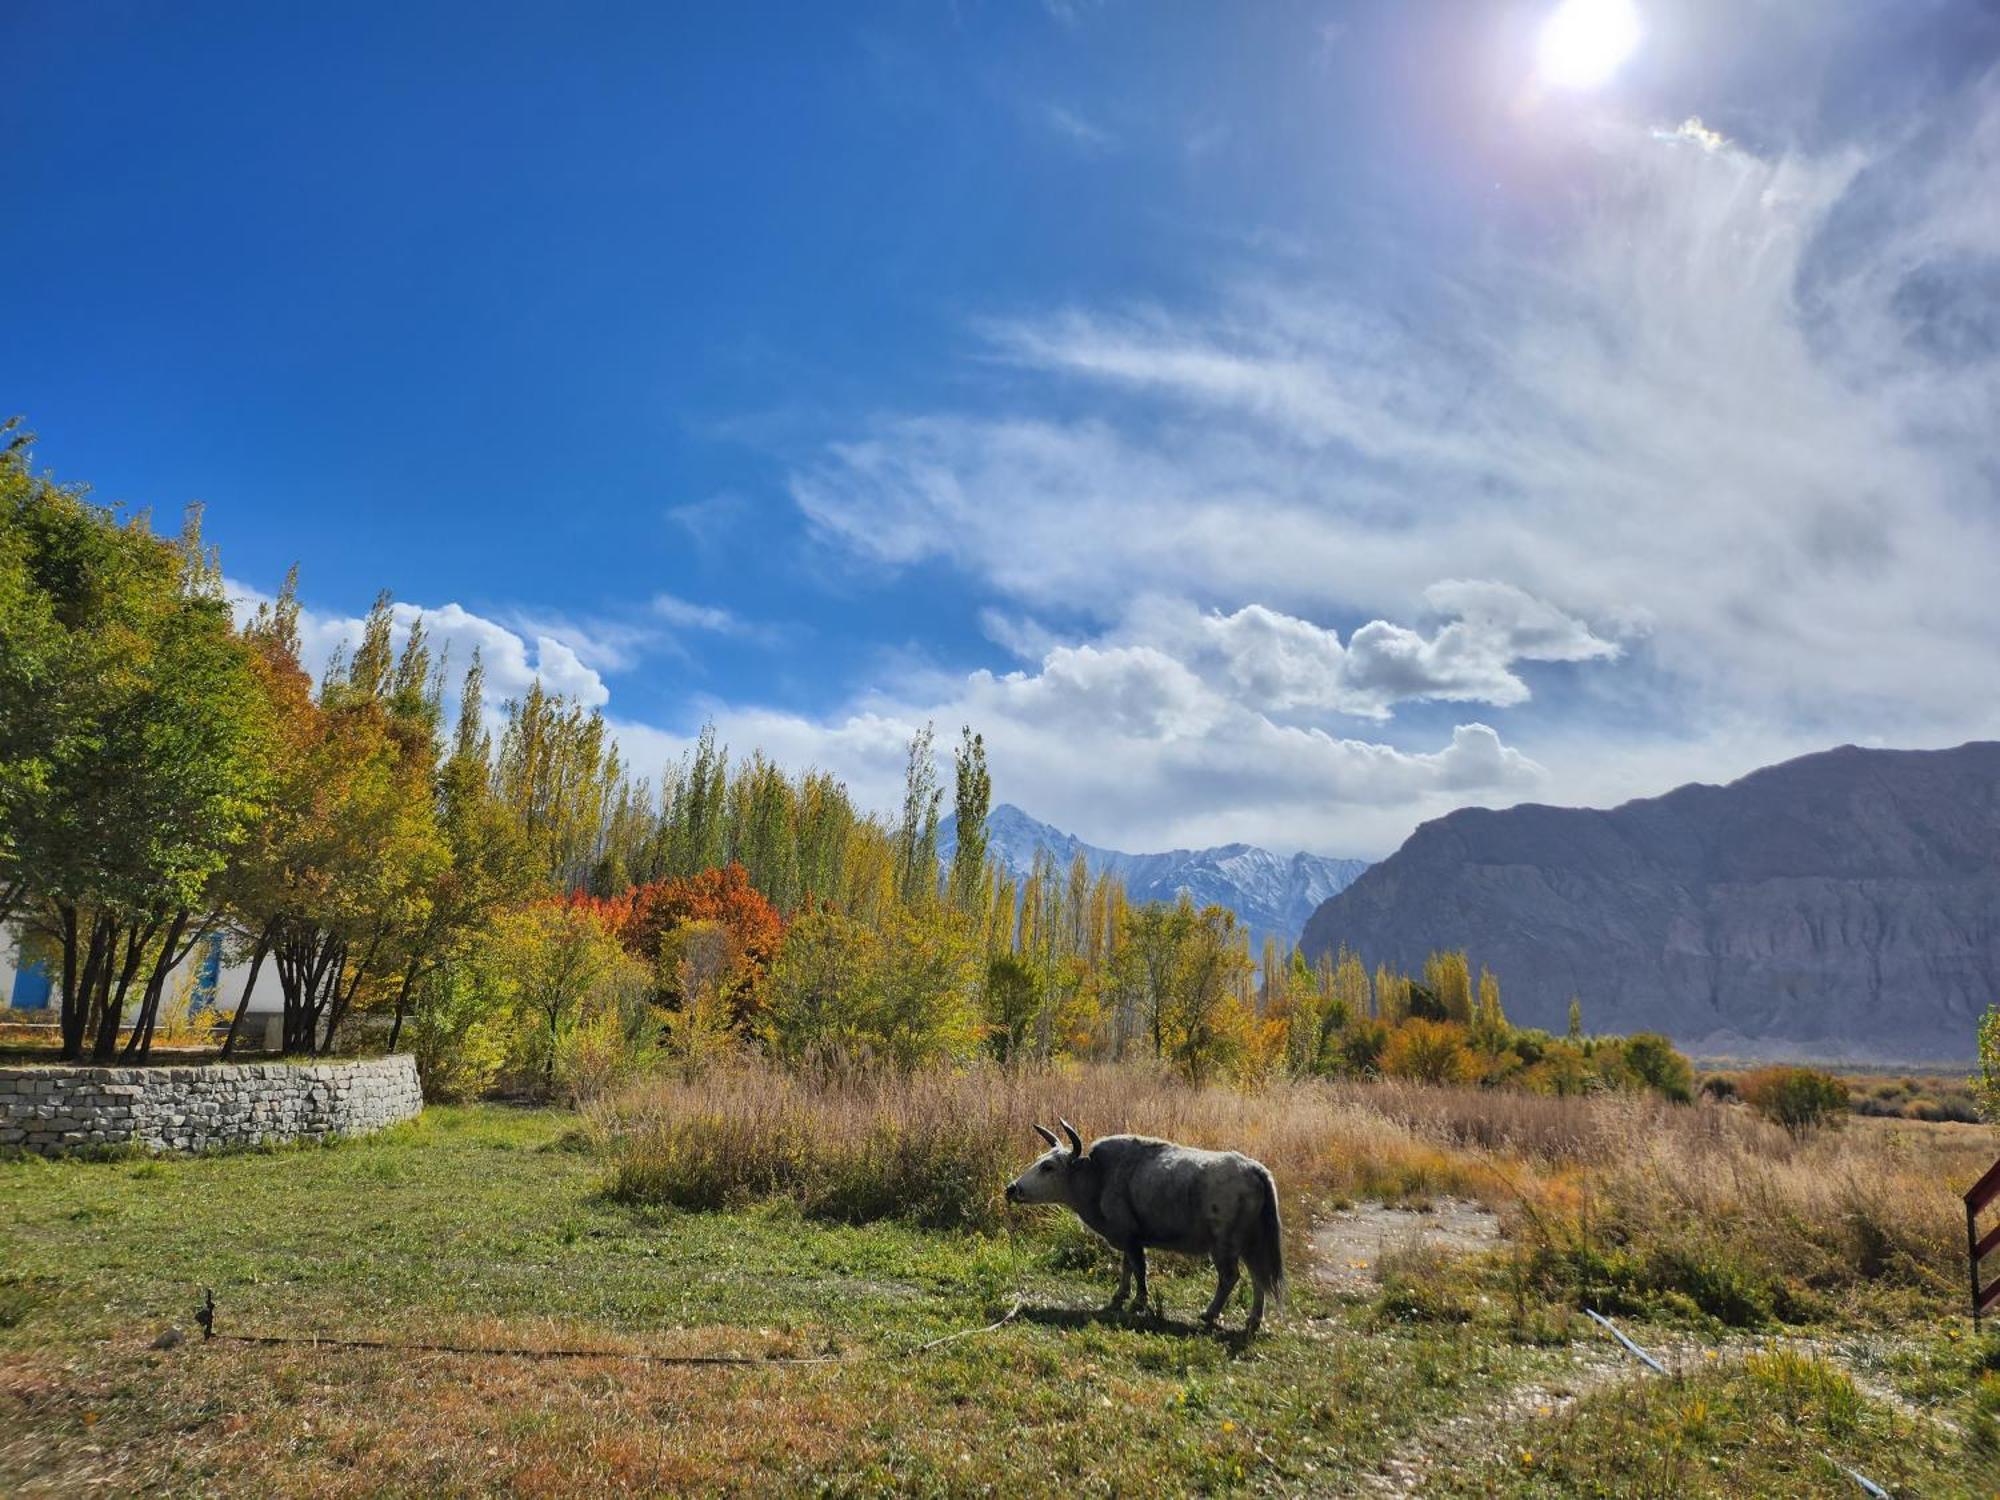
xmin=1536 ymin=0 xmax=1642 ymax=91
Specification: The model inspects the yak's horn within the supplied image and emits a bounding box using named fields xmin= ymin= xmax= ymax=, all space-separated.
xmin=1033 ymin=1123 xmax=1060 ymax=1150
xmin=1059 ymin=1119 xmax=1083 ymax=1156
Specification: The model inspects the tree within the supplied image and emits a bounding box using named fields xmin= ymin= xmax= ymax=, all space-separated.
xmin=1161 ymin=901 xmax=1255 ymax=1082
xmin=4 ymin=477 xmax=274 ymax=1060
xmin=502 ymin=897 xmax=636 ymax=1092
xmin=1976 ymin=1005 xmax=2000 ymax=1123
xmin=0 ymin=421 xmax=66 ymax=928
xmin=1422 ymin=950 xmax=1473 ymax=1023
xmin=660 ymin=919 xmax=739 ymax=1071
xmin=405 ymin=948 xmax=516 ymax=1101
xmin=983 ymin=953 xmax=1042 ymax=1065
xmin=627 ymin=863 xmax=783 ymax=1023
xmin=242 ymin=595 xmax=446 ymax=1056
xmin=894 ymin=722 xmax=942 ymax=910
xmin=660 ymin=723 xmax=728 ymax=880
xmin=760 ymin=905 xmax=879 ymax=1068
xmin=866 ymin=903 xmax=981 ymax=1070
xmin=493 ymin=680 xmax=622 ymax=892
xmin=1566 ymin=996 xmax=1584 ymax=1041
xmin=947 ymin=726 xmax=990 ymax=916
xmin=382 ymin=651 xmax=539 ymax=1054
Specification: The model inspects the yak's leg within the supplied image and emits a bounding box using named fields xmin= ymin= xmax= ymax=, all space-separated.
xmin=1246 ymin=1276 xmax=1266 ymax=1335
xmin=1106 ymin=1246 xmax=1138 ymax=1312
xmin=1199 ymin=1251 xmax=1240 ymax=1327
xmin=1129 ymin=1244 xmax=1150 ymax=1316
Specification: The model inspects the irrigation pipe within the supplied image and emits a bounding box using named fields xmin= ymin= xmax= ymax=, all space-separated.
xmin=191 ymin=1286 xmax=1023 ymax=1369
xmin=1583 ymin=1308 xmax=1892 ymax=1498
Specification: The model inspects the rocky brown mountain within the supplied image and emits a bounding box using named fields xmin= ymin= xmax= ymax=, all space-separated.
xmin=1299 ymin=742 xmax=2000 ymax=1062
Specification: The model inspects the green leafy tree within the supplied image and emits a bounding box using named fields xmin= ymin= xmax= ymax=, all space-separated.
xmin=760 ymin=905 xmax=879 ymax=1068
xmin=4 ymin=474 xmax=274 ymax=1060
xmin=1976 ymin=1005 xmax=2000 ymax=1123
xmin=982 ymin=952 xmax=1041 ymax=1065
xmin=893 ymin=722 xmax=942 ymax=910
xmin=948 ymin=726 xmax=991 ymax=916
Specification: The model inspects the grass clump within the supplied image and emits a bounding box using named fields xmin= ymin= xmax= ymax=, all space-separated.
xmin=1438 ymin=1348 xmax=1985 ymax=1497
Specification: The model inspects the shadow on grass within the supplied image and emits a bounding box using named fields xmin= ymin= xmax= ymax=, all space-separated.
xmin=1014 ymin=1302 xmax=1263 ymax=1354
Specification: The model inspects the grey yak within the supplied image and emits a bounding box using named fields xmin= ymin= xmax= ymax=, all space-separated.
xmin=1004 ymin=1120 xmax=1285 ymax=1333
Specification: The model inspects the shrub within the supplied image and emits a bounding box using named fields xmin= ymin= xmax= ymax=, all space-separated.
xmin=1380 ymin=1019 xmax=1476 ymax=1085
xmin=1615 ymin=1032 xmax=1696 ymax=1103
xmin=1739 ymin=1065 xmax=1848 ymax=1136
xmin=1519 ymin=1039 xmax=1596 ymax=1097
xmin=1336 ymin=1018 xmax=1390 ymax=1076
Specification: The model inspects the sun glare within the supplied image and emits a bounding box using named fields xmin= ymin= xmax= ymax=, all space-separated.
xmin=1536 ymin=0 xmax=1641 ymax=91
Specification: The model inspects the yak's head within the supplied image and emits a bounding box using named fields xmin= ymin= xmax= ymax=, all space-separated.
xmin=1004 ymin=1120 xmax=1085 ymax=1206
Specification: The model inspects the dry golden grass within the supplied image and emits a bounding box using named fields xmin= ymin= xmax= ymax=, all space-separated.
xmin=595 ymin=1061 xmax=1993 ymax=1320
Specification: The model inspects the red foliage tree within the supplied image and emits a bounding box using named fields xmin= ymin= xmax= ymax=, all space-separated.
xmin=624 ymin=863 xmax=784 ymax=1019
xmin=560 ymin=886 xmax=637 ymax=946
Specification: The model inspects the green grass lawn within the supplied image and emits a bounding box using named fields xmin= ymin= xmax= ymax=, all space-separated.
xmin=2 ymin=1105 xmax=1991 ymax=1496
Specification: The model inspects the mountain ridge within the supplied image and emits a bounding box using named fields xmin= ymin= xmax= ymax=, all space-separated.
xmin=1298 ymin=741 xmax=2000 ymax=1062
xmin=941 ymin=804 xmax=1369 ymax=949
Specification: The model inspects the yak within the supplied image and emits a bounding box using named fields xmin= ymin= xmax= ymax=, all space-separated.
xmin=1004 ymin=1120 xmax=1284 ymax=1333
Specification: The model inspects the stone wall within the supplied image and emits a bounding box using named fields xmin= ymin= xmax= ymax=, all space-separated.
xmin=0 ymin=1055 xmax=422 ymax=1154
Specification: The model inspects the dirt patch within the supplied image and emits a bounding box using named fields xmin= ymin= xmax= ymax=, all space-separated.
xmin=1311 ymin=1197 xmax=1504 ymax=1294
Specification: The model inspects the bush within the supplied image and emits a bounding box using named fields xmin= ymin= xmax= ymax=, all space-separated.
xmin=1614 ymin=1032 xmax=1696 ymax=1103
xmin=1380 ymin=1019 xmax=1476 ymax=1085
xmin=1336 ymin=1018 xmax=1390 ymax=1076
xmin=1739 ymin=1065 xmax=1848 ymax=1136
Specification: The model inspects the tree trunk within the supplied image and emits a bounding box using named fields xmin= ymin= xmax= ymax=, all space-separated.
xmin=57 ymin=907 xmax=85 ymax=1059
xmin=385 ymin=961 xmax=420 ymax=1053
xmin=319 ymin=930 xmax=382 ymax=1056
xmin=91 ymin=922 xmax=152 ymax=1061
xmin=126 ymin=910 xmax=201 ymax=1063
xmin=219 ymin=927 xmax=273 ymax=1059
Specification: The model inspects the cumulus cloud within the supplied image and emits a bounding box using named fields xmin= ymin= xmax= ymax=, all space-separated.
xmin=1158 ymin=586 xmax=1618 ymax=720
xmin=225 ymin=580 xmax=612 ymax=708
xmin=610 ymin=656 xmax=1543 ymax=857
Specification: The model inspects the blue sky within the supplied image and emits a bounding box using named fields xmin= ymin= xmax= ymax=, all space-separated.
xmin=7 ymin=1 xmax=2000 ymax=856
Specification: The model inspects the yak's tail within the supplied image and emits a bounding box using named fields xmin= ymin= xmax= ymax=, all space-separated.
xmin=1245 ymin=1165 xmax=1287 ymax=1308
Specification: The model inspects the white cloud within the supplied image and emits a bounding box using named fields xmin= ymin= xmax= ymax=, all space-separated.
xmin=608 ymin=656 xmax=1544 ymax=857
xmin=651 ymin=593 xmax=742 ymax=633
xmin=788 ymin=79 xmax=2000 ymax=767
xmin=225 ymin=580 xmax=612 ymax=708
xmin=1038 ymin=102 xmax=1114 ymax=152
xmin=1156 ymin=588 xmax=1618 ymax=720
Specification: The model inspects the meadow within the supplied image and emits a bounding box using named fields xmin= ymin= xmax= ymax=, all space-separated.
xmin=4 ymin=1069 xmax=1995 ymax=1496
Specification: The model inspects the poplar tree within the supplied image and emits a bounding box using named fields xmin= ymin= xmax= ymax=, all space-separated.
xmin=947 ymin=726 xmax=990 ymax=915
xmin=894 ymin=722 xmax=942 ymax=910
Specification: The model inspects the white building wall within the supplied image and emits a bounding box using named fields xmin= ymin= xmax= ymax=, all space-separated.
xmin=2 ymin=924 xmax=286 ymax=1017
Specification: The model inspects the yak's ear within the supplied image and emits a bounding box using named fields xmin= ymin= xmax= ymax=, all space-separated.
xmin=1032 ymin=1123 xmax=1060 ymax=1150
xmin=1059 ymin=1119 xmax=1084 ymax=1156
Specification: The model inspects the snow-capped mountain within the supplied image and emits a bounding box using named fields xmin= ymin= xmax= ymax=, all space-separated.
xmin=939 ymin=804 xmax=1370 ymax=950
